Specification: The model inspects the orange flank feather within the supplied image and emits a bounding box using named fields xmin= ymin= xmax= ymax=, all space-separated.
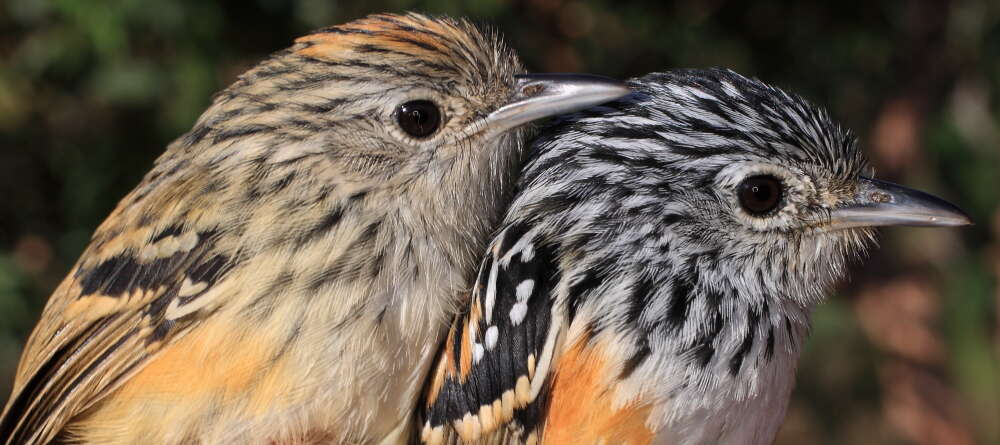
xmin=544 ymin=339 xmax=655 ymax=445
xmin=68 ymin=318 xmax=295 ymax=442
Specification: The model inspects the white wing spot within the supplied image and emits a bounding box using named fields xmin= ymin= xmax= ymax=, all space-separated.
xmin=509 ymin=303 xmax=527 ymax=326
xmin=485 ymin=326 xmax=499 ymax=349
xmin=515 ymin=279 xmax=535 ymax=301
xmin=473 ymin=343 xmax=485 ymax=363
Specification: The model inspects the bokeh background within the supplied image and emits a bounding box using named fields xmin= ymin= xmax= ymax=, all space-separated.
xmin=0 ymin=0 xmax=997 ymax=443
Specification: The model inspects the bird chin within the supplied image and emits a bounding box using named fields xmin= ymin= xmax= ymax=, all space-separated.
xmin=812 ymin=225 xmax=879 ymax=275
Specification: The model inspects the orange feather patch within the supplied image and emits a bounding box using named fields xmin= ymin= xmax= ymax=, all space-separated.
xmin=544 ymin=339 xmax=655 ymax=445
xmin=74 ymin=316 xmax=288 ymax=429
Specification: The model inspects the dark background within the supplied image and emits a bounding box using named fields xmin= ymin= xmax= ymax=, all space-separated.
xmin=0 ymin=1 xmax=997 ymax=443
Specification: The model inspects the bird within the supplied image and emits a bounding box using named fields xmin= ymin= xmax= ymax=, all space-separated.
xmin=0 ymin=13 xmax=628 ymax=445
xmin=418 ymin=68 xmax=972 ymax=445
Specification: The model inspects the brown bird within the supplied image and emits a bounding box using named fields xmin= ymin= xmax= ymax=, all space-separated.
xmin=0 ymin=13 xmax=628 ymax=445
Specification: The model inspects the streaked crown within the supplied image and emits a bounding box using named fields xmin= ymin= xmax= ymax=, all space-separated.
xmin=515 ymin=68 xmax=874 ymax=309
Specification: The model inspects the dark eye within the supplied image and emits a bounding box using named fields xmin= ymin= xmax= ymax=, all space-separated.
xmin=738 ymin=175 xmax=783 ymax=216
xmin=396 ymin=100 xmax=441 ymax=138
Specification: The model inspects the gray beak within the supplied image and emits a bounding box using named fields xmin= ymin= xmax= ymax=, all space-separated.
xmin=827 ymin=177 xmax=972 ymax=230
xmin=483 ymin=73 xmax=630 ymax=137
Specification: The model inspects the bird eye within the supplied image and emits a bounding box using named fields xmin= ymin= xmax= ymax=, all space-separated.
xmin=738 ymin=175 xmax=783 ymax=216
xmin=395 ymin=100 xmax=441 ymax=139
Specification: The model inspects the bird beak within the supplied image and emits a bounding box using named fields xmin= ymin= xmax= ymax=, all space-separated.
xmin=482 ymin=73 xmax=630 ymax=137
xmin=826 ymin=177 xmax=973 ymax=230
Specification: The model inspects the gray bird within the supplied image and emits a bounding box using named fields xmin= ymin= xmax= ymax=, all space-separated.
xmin=418 ymin=68 xmax=971 ymax=445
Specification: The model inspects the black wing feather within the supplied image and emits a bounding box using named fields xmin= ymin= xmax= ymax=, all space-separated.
xmin=420 ymin=222 xmax=562 ymax=445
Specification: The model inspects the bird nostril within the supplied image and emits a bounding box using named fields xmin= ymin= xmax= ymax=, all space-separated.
xmin=869 ymin=191 xmax=891 ymax=203
xmin=520 ymin=84 xmax=545 ymax=98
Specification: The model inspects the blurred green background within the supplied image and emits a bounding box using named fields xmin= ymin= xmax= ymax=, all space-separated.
xmin=0 ymin=0 xmax=997 ymax=443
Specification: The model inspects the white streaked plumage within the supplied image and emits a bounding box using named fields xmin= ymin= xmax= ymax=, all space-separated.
xmin=421 ymin=68 xmax=878 ymax=445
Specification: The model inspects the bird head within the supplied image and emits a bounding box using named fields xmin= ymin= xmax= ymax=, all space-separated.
xmin=92 ymin=13 xmax=626 ymax=281
xmin=168 ymin=13 xmax=625 ymax=201
xmin=518 ymin=68 xmax=970 ymax=310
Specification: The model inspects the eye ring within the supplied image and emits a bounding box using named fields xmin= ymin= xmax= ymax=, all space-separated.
xmin=395 ymin=100 xmax=441 ymax=139
xmin=738 ymin=175 xmax=784 ymax=216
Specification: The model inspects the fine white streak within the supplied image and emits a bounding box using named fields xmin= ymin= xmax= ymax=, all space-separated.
xmin=530 ymin=310 xmax=562 ymax=399
xmin=483 ymin=251 xmax=500 ymax=325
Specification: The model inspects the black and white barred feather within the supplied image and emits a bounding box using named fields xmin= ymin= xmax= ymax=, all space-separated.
xmin=422 ymin=68 xmax=875 ymax=445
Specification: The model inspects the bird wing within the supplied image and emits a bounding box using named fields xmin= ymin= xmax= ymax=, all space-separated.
xmin=419 ymin=222 xmax=564 ymax=445
xmin=0 ymin=219 xmax=234 ymax=445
